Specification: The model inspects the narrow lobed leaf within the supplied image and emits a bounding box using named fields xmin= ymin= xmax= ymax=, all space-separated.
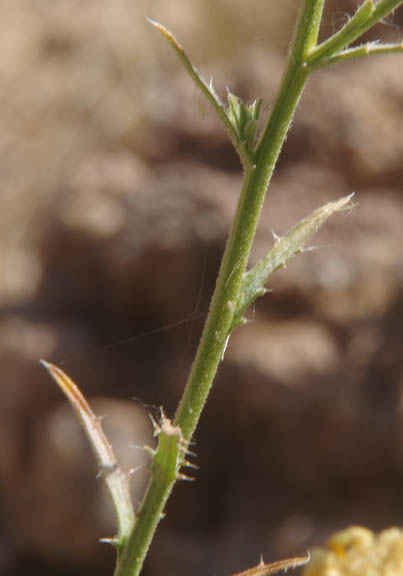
xmin=40 ymin=360 xmax=135 ymax=543
xmin=231 ymin=551 xmax=311 ymax=576
xmin=306 ymin=0 xmax=374 ymax=68
xmin=233 ymin=195 xmax=354 ymax=324
xmin=307 ymin=0 xmax=403 ymax=70
xmin=147 ymin=18 xmax=253 ymax=170
xmin=319 ymin=41 xmax=403 ymax=68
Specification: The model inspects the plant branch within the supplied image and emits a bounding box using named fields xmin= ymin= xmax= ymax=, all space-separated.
xmin=307 ymin=0 xmax=403 ymax=69
xmin=309 ymin=40 xmax=403 ymax=69
xmin=175 ymin=0 xmax=323 ymax=441
xmin=175 ymin=0 xmax=325 ymax=443
xmin=254 ymin=0 xmax=324 ymax=161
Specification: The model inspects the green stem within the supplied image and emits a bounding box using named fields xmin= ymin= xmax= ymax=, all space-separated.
xmin=309 ymin=41 xmax=403 ymax=70
xmin=175 ymin=0 xmax=324 ymax=442
xmin=113 ymin=418 xmax=182 ymax=576
xmin=307 ymin=0 xmax=403 ymax=69
xmin=114 ymin=2 xmax=324 ymax=575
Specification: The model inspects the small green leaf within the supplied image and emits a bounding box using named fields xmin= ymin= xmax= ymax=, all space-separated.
xmin=233 ymin=194 xmax=354 ymax=325
xmin=227 ymin=91 xmax=243 ymax=134
xmin=250 ymin=98 xmax=263 ymax=121
xmin=226 ymin=91 xmax=263 ymax=153
xmin=243 ymin=119 xmax=258 ymax=154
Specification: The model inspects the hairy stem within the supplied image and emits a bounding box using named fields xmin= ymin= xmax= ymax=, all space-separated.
xmin=114 ymin=2 xmax=324 ymax=575
xmin=175 ymin=0 xmax=324 ymax=442
xmin=113 ymin=416 xmax=183 ymax=576
xmin=307 ymin=0 xmax=403 ymax=69
xmin=309 ymin=41 xmax=403 ymax=69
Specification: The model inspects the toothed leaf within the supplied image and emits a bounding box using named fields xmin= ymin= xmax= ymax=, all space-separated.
xmin=232 ymin=195 xmax=354 ymax=326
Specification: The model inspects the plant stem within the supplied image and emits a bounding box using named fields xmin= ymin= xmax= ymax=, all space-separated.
xmin=113 ymin=417 xmax=182 ymax=576
xmin=309 ymin=41 xmax=403 ymax=70
xmin=175 ymin=0 xmax=324 ymax=442
xmin=114 ymin=2 xmax=324 ymax=575
xmin=307 ymin=0 xmax=403 ymax=69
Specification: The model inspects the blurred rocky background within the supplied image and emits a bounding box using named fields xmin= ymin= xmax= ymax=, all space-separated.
xmin=1 ymin=1 xmax=403 ymax=575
